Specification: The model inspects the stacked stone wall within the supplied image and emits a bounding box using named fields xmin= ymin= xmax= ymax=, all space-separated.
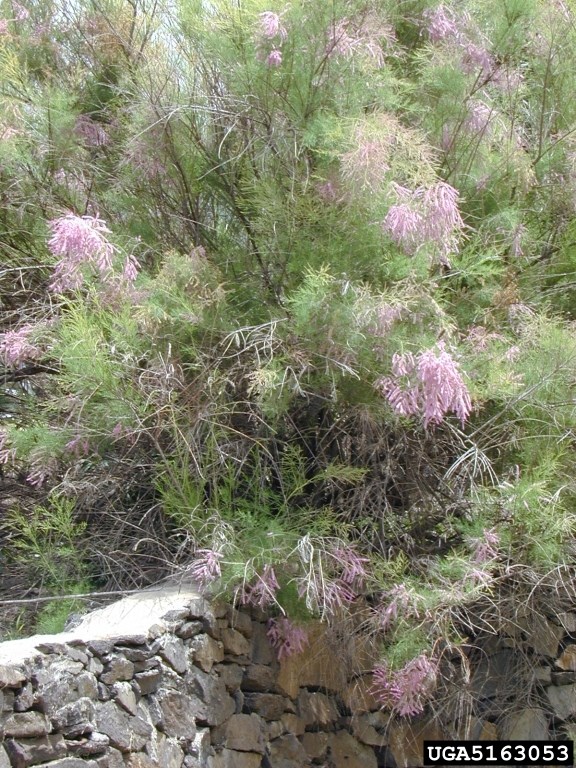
xmin=0 ymin=592 xmax=575 ymax=767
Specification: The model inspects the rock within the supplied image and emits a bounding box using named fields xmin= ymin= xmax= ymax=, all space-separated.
xmin=557 ymin=645 xmax=576 ymax=671
xmin=134 ymin=669 xmax=163 ymax=695
xmin=212 ymin=713 xmax=265 ymax=753
xmin=14 ymin=682 xmax=34 ymax=712
xmin=3 ymin=711 xmax=52 ymax=737
xmin=280 ymin=713 xmax=305 ymax=736
xmin=267 ymin=733 xmax=310 ymax=767
xmin=154 ymin=689 xmax=198 ymax=739
xmin=277 ymin=623 xmax=347 ymax=698
xmin=52 ymin=697 xmax=96 ymax=737
xmin=87 ymin=657 xmax=104 ymax=676
xmin=267 ymin=720 xmax=284 ymax=740
xmin=76 ymin=672 xmax=99 ymax=700
xmin=112 ymin=681 xmax=138 ymax=715
xmin=523 ymin=617 xmax=564 ymax=658
xmin=95 ymin=700 xmax=152 ymax=752
xmin=328 ymin=730 xmax=377 ymax=768
xmin=208 ymin=749 xmax=262 ymax=768
xmin=470 ymin=649 xmax=518 ymax=699
xmin=124 ymin=755 xmax=156 ymax=768
xmin=100 ymin=655 xmax=134 ymax=684
xmin=547 ymin=684 xmax=576 ymax=720
xmin=177 ymin=621 xmax=204 ymax=640
xmin=352 ymin=712 xmax=390 ymax=747
xmin=242 ymin=664 xmax=276 ymax=692
xmin=297 ymin=690 xmax=339 ymax=728
xmin=226 ymin=607 xmax=253 ymax=638
xmin=154 ymin=733 xmax=185 ymax=767
xmin=557 ymin=612 xmax=576 ymax=633
xmin=221 ymin=628 xmax=251 ymax=658
xmin=501 ymin=708 xmax=548 ymax=739
xmin=189 ymin=634 xmax=224 ymax=673
xmin=250 ymin=622 xmax=275 ymax=666
xmin=4 ymin=734 xmax=67 ymax=765
xmin=35 ymin=760 xmax=99 ymax=768
xmin=215 ymin=663 xmax=243 ymax=693
xmin=342 ymin=675 xmax=380 ymax=713
xmin=0 ymin=747 xmax=9 ymax=768
xmin=0 ymin=664 xmax=26 ymax=687
xmin=243 ymin=693 xmax=292 ymax=721
xmin=553 ymin=670 xmax=576 ymax=685
xmin=158 ymin=635 xmax=189 ymax=674
xmin=534 ymin=666 xmax=552 ymax=684
xmin=301 ymin=731 xmax=329 ymax=761
xmin=67 ymin=731 xmax=110 ymax=756
xmin=186 ymin=668 xmax=236 ymax=726
xmin=190 ymin=727 xmax=212 ymax=764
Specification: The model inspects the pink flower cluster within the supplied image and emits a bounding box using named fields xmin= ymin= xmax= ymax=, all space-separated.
xmin=74 ymin=116 xmax=109 ymax=148
xmin=472 ymin=528 xmax=499 ymax=564
xmin=423 ymin=5 xmax=493 ymax=75
xmin=332 ymin=546 xmax=369 ymax=589
xmin=372 ymin=654 xmax=437 ymax=716
xmin=239 ymin=565 xmax=280 ymax=609
xmin=188 ymin=549 xmax=223 ymax=586
xmin=47 ymin=213 xmax=139 ymax=293
xmin=377 ymin=343 xmax=472 ymax=427
xmin=325 ymin=14 xmax=390 ymax=67
xmin=267 ymin=617 xmax=309 ymax=661
xmin=382 ymin=181 xmax=464 ymax=262
xmin=0 ymin=324 xmax=42 ymax=367
xmin=258 ymin=11 xmax=287 ymax=68
xmin=375 ymin=583 xmax=413 ymax=631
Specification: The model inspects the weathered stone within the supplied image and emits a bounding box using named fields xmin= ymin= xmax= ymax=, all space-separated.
xmin=152 ymin=733 xmax=185 ymax=768
xmin=470 ymin=649 xmax=518 ymax=699
xmin=87 ymin=656 xmax=104 ymax=676
xmin=134 ymin=669 xmax=162 ymax=695
xmin=553 ymin=670 xmax=576 ymax=684
xmin=67 ymin=731 xmax=110 ymax=756
xmin=124 ymin=755 xmax=156 ymax=768
xmin=557 ymin=612 xmax=576 ymax=633
xmin=352 ymin=712 xmax=390 ymax=747
xmin=297 ymin=690 xmax=339 ymax=728
xmin=501 ymin=708 xmax=548 ymax=740
xmin=243 ymin=692 xmax=292 ymax=721
xmin=177 ymin=621 xmax=204 ymax=640
xmin=36 ymin=759 xmax=99 ymax=768
xmin=162 ymin=607 xmax=191 ymax=622
xmin=342 ymin=675 xmax=380 ymax=714
xmin=329 ymin=730 xmax=377 ymax=768
xmin=221 ymin=628 xmax=251 ymax=658
xmin=96 ymin=746 xmax=124 ymax=768
xmin=112 ymin=681 xmax=137 ymax=715
xmin=14 ymin=682 xmax=34 ymax=712
xmin=557 ymin=644 xmax=576 ymax=671
xmin=250 ymin=622 xmax=275 ymax=666
xmin=100 ymin=655 xmax=134 ymax=684
xmin=189 ymin=634 xmax=224 ymax=673
xmin=95 ymin=700 xmax=152 ymax=752
xmin=3 ymin=711 xmax=52 ymax=737
xmin=4 ymin=734 xmax=67 ymax=765
xmin=190 ymin=727 xmax=212 ymax=765
xmin=226 ymin=607 xmax=253 ymax=638
xmin=53 ymin=697 xmax=96 ymax=737
xmin=87 ymin=640 xmax=114 ymax=657
xmin=188 ymin=598 xmax=219 ymax=638
xmin=522 ymin=616 xmax=564 ymax=658
xmin=208 ymin=749 xmax=262 ymax=768
xmin=111 ymin=634 xmax=149 ymax=646
xmin=0 ymin=746 xmax=9 ymax=768
xmin=388 ymin=720 xmax=447 ymax=768
xmin=547 ymin=684 xmax=576 ymax=719
xmin=534 ymin=666 xmax=552 ymax=684
xmin=301 ymin=731 xmax=328 ymax=761
xmin=215 ymin=663 xmax=243 ymax=693
xmin=212 ymin=713 xmax=265 ymax=753
xmin=187 ymin=668 xmax=236 ymax=726
xmin=267 ymin=720 xmax=284 ymax=740
xmin=158 ymin=635 xmax=189 ymax=674
xmin=280 ymin=713 xmax=305 ymax=736
xmin=233 ymin=688 xmax=244 ymax=713
xmin=267 ymin=733 xmax=310 ymax=768
xmin=116 ymin=647 xmax=151 ymax=663
xmin=242 ymin=664 xmax=276 ymax=692
xmin=77 ymin=672 xmax=99 ymax=700
xmin=154 ymin=689 xmax=197 ymax=739
xmin=277 ymin=623 xmax=347 ymax=698
xmin=0 ymin=664 xmax=26 ymax=688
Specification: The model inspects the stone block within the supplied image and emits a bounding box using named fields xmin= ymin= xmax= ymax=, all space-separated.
xmin=177 ymin=621 xmax=204 ymax=640
xmin=277 ymin=623 xmax=347 ymax=698
xmin=3 ymin=711 xmax=52 ymax=738
xmin=280 ymin=713 xmax=305 ymax=736
xmin=158 ymin=635 xmax=189 ymax=674
xmin=76 ymin=672 xmax=99 ymax=700
xmin=301 ymin=731 xmax=328 ymax=761
xmin=52 ymin=697 xmax=96 ymax=738
xmin=501 ymin=708 xmax=548 ymax=740
xmin=0 ymin=746 xmax=10 ymax=768
xmin=4 ymin=734 xmax=67 ymax=765
xmin=342 ymin=675 xmax=380 ymax=714
xmin=212 ymin=713 xmax=265 ymax=753
xmin=14 ymin=682 xmax=34 ymax=712
xmin=221 ymin=628 xmax=251 ymax=658
xmin=154 ymin=689 xmax=197 ymax=739
xmin=0 ymin=665 xmax=26 ymax=688
xmin=226 ymin=607 xmax=253 ymax=638
xmin=112 ymin=681 xmax=138 ymax=715
xmin=328 ymin=730 xmax=377 ymax=768
xmin=243 ymin=693 xmax=292 ymax=721
xmin=134 ymin=669 xmax=162 ymax=695
xmin=215 ymin=663 xmax=243 ymax=693
xmin=297 ymin=690 xmax=339 ymax=728
xmin=100 ymin=655 xmax=134 ymax=684
xmin=242 ymin=664 xmax=276 ymax=692
xmin=67 ymin=731 xmax=110 ymax=756
xmin=208 ymin=749 xmax=262 ymax=768
xmin=547 ymin=684 xmax=576 ymax=720
xmin=267 ymin=733 xmax=310 ymax=768
xmin=189 ymin=634 xmax=224 ymax=673
xmin=250 ymin=623 xmax=275 ymax=666
xmin=186 ymin=668 xmax=236 ymax=726
xmin=557 ymin=645 xmax=576 ymax=671
xmin=95 ymin=700 xmax=152 ymax=752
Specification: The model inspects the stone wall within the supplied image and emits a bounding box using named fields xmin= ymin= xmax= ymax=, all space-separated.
xmin=0 ymin=586 xmax=575 ymax=768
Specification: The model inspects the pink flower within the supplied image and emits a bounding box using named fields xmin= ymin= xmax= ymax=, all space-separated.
xmin=267 ymin=617 xmax=309 ymax=661
xmin=239 ymin=565 xmax=280 ymax=609
xmin=259 ymin=11 xmax=287 ymax=41
xmin=472 ymin=528 xmax=499 ymax=564
xmin=332 ymin=546 xmax=369 ymax=588
xmin=267 ymin=49 xmax=282 ymax=67
xmin=0 ymin=431 xmax=15 ymax=465
xmin=123 ymin=254 xmax=140 ymax=283
xmin=372 ymin=654 xmax=437 ymax=716
xmin=0 ymin=324 xmax=42 ymax=367
xmin=464 ymin=101 xmax=493 ymax=134
xmin=189 ymin=549 xmax=223 ymax=586
xmin=0 ymin=19 xmax=8 ymax=35
xmin=65 ymin=435 xmax=90 ymax=458
xmin=14 ymin=3 xmax=29 ymax=20
xmin=75 ymin=115 xmax=109 ymax=148
xmin=423 ymin=5 xmax=462 ymax=43
xmin=48 ymin=213 xmax=116 ymax=292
